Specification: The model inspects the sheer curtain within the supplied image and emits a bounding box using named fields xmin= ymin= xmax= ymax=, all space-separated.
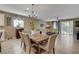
xmin=60 ymin=21 xmax=73 ymax=35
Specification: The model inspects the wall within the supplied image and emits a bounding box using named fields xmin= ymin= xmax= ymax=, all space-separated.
xmin=24 ymin=17 xmax=47 ymax=33
xmin=0 ymin=12 xmax=25 ymax=40
xmin=37 ymin=20 xmax=46 ymax=32
xmin=24 ymin=17 xmax=39 ymax=33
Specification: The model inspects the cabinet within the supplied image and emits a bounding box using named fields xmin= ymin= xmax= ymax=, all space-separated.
xmin=0 ymin=13 xmax=5 ymax=26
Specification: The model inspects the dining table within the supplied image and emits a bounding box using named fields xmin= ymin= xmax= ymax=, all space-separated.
xmin=29 ymin=33 xmax=49 ymax=53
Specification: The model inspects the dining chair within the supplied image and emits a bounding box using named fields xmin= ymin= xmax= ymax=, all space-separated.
xmin=22 ymin=32 xmax=36 ymax=54
xmin=19 ymin=32 xmax=24 ymax=48
xmin=5 ymin=26 xmax=16 ymax=40
xmin=39 ymin=34 xmax=57 ymax=54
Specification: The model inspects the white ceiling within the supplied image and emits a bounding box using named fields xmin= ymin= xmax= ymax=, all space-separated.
xmin=0 ymin=4 xmax=79 ymax=20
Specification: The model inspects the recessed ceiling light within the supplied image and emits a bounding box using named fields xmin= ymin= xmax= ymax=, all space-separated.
xmin=26 ymin=8 xmax=29 ymax=11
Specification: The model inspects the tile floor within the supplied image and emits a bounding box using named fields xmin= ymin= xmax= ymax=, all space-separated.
xmin=0 ymin=34 xmax=79 ymax=54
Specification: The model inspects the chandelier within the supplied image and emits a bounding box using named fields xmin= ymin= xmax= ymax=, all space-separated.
xmin=25 ymin=4 xmax=38 ymax=18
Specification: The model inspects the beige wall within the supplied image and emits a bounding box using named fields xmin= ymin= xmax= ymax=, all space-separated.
xmin=24 ymin=17 xmax=39 ymax=32
xmin=24 ymin=17 xmax=48 ymax=33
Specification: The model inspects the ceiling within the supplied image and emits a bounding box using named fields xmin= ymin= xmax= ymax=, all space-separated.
xmin=0 ymin=4 xmax=79 ymax=21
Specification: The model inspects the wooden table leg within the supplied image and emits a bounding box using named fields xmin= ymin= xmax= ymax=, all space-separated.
xmin=53 ymin=48 xmax=55 ymax=54
xmin=38 ymin=44 xmax=40 ymax=54
xmin=36 ymin=43 xmax=40 ymax=54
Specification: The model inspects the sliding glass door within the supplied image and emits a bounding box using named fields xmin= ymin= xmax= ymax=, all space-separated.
xmin=60 ymin=20 xmax=73 ymax=35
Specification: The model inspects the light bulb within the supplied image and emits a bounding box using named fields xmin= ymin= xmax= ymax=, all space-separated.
xmin=26 ymin=8 xmax=29 ymax=11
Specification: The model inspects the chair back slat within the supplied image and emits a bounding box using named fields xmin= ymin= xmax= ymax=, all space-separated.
xmin=22 ymin=33 xmax=31 ymax=48
xmin=47 ymin=34 xmax=57 ymax=52
xmin=19 ymin=32 xmax=24 ymax=42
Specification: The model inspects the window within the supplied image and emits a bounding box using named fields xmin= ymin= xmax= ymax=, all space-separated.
xmin=53 ymin=22 xmax=57 ymax=29
xmin=13 ymin=19 xmax=24 ymax=28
